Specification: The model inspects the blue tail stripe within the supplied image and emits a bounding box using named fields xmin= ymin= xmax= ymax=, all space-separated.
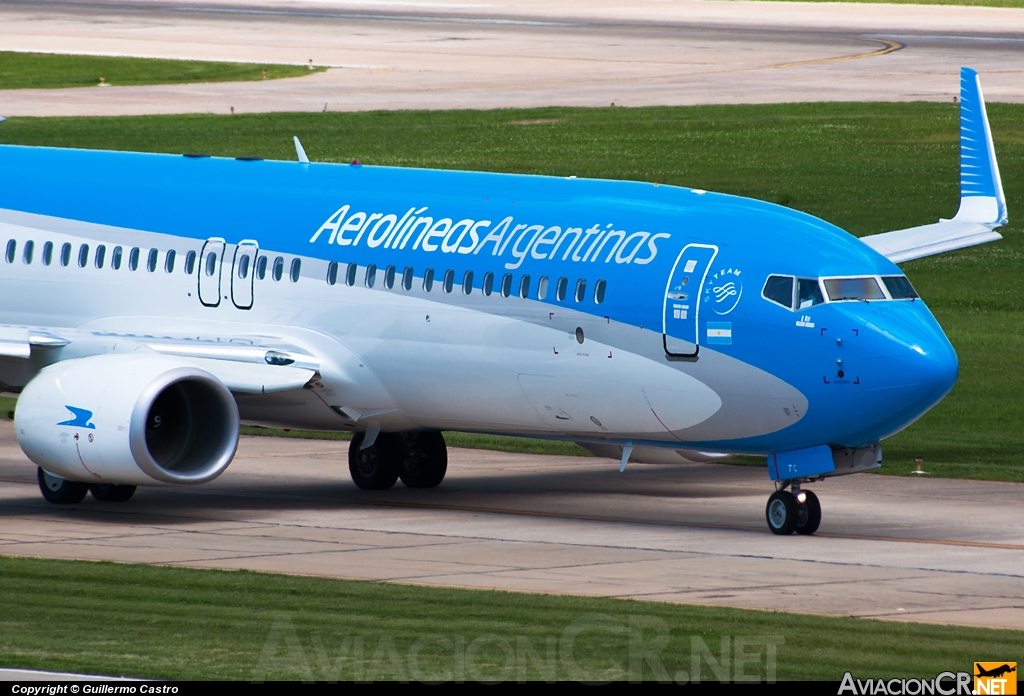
xmin=959 ymin=67 xmax=997 ymax=199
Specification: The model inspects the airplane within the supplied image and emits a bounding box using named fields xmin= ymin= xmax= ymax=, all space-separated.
xmin=0 ymin=67 xmax=1007 ymax=535
xmin=975 ymin=665 xmax=1016 ymax=679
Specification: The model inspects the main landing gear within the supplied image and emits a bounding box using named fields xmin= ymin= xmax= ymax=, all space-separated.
xmin=765 ymin=485 xmax=821 ymax=536
xmin=37 ymin=468 xmax=137 ymax=504
xmin=348 ymin=431 xmax=448 ymax=490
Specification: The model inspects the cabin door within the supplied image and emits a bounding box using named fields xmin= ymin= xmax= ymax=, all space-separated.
xmin=198 ymin=237 xmax=226 ymax=307
xmin=662 ymin=243 xmax=718 ymax=357
xmin=230 ymin=240 xmax=259 ymax=310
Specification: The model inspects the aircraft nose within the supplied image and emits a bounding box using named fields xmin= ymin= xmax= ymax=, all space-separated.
xmin=862 ymin=300 xmax=959 ymax=427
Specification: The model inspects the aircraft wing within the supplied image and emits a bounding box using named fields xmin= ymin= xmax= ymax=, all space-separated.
xmin=0 ymin=326 xmax=319 ymax=394
xmin=861 ymin=67 xmax=1007 ymax=264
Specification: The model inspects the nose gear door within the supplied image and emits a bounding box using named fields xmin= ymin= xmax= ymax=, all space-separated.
xmin=198 ymin=237 xmax=226 ymax=307
xmin=663 ymin=243 xmax=718 ymax=357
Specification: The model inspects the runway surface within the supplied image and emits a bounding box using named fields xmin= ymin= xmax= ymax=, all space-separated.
xmin=0 ymin=0 xmax=1023 ymax=116
xmin=2 ymin=420 xmax=1023 ymax=630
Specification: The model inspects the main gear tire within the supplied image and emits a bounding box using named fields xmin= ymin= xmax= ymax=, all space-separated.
xmin=90 ymin=484 xmax=138 ymax=502
xmin=348 ymin=432 xmax=402 ymax=490
xmin=38 ymin=468 xmax=89 ymax=505
xmin=398 ymin=432 xmax=448 ymax=489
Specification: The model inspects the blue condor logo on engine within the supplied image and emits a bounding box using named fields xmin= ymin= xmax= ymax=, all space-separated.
xmin=57 ymin=406 xmax=95 ymax=429
xmin=310 ymin=204 xmax=672 ymax=270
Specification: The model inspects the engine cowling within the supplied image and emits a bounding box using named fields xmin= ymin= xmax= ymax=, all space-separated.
xmin=15 ymin=354 xmax=239 ymax=486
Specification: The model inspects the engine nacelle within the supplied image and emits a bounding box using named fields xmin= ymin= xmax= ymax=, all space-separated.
xmin=15 ymin=355 xmax=239 ymax=486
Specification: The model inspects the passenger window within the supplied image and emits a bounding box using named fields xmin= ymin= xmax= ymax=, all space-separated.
xmin=128 ymin=247 xmax=139 ymax=271
xmin=463 ymin=270 xmax=474 ymax=295
xmin=346 ymin=262 xmax=357 ymax=286
xmin=272 ymin=256 xmax=284 ymax=281
xmin=520 ymin=274 xmax=531 ymax=299
xmin=147 ymin=248 xmax=158 ymax=272
xmin=537 ymin=275 xmax=549 ymax=301
xmin=42 ymin=241 xmax=53 ymax=266
xmin=94 ymin=244 xmax=105 ymax=269
xmin=384 ymin=264 xmax=396 ymax=289
xmin=574 ymin=278 xmax=587 ymax=303
xmin=78 ymin=244 xmax=90 ymax=268
xmin=797 ymin=278 xmax=823 ymax=309
xmin=365 ymin=263 xmax=376 ymax=288
xmin=22 ymin=240 xmax=34 ymax=264
xmin=882 ymin=276 xmax=919 ymax=300
xmin=501 ymin=273 xmax=512 ymax=298
xmin=163 ymin=250 xmax=175 ymax=273
xmin=290 ymin=258 xmax=301 ymax=283
xmin=327 ymin=261 xmax=338 ymax=286
xmin=556 ymin=276 xmax=568 ymax=302
xmin=4 ymin=239 xmax=14 ymax=263
xmin=443 ymin=269 xmax=454 ymax=294
xmin=111 ymin=246 xmax=122 ymax=270
xmin=761 ymin=275 xmax=794 ymax=309
xmin=482 ymin=271 xmax=494 ymax=296
xmin=423 ymin=267 xmax=434 ymax=292
xmin=254 ymin=255 xmax=266 ymax=279
xmin=594 ymin=279 xmax=607 ymax=304
xmin=402 ymin=266 xmax=413 ymax=291
xmin=824 ymin=277 xmax=885 ymax=302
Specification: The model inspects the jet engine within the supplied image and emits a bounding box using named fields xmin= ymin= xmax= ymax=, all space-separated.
xmin=15 ymin=354 xmax=239 ymax=486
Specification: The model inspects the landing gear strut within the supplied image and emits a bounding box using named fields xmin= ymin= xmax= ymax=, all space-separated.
xmin=348 ymin=431 xmax=448 ymax=490
xmin=766 ymin=484 xmax=821 ymax=536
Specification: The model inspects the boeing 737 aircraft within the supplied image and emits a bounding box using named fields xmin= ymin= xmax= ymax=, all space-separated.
xmin=0 ymin=68 xmax=1007 ymax=535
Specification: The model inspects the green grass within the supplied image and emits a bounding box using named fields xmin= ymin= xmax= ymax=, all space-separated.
xmin=1 ymin=102 xmax=1022 ymax=482
xmin=0 ymin=556 xmax=1017 ymax=681
xmin=0 ymin=51 xmax=326 ymax=90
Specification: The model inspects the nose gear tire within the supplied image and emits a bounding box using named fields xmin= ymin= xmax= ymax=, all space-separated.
xmin=766 ymin=490 xmax=798 ymax=535
xmin=794 ymin=490 xmax=821 ymax=535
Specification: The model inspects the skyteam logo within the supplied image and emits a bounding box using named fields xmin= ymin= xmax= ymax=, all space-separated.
xmin=57 ymin=406 xmax=96 ymax=429
xmin=704 ymin=268 xmax=743 ymax=315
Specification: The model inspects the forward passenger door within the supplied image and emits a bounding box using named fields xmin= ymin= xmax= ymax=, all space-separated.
xmin=662 ymin=243 xmax=718 ymax=357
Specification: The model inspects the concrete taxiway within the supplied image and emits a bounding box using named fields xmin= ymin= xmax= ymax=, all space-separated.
xmin=0 ymin=0 xmax=1023 ymax=116
xmin=1 ymin=420 xmax=1022 ymax=630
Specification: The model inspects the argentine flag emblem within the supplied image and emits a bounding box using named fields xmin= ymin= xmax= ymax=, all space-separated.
xmin=706 ymin=322 xmax=732 ymax=345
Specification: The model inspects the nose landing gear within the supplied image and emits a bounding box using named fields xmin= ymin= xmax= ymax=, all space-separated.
xmin=766 ymin=485 xmax=821 ymax=535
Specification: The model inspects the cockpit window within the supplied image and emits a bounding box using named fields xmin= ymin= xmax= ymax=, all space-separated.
xmin=762 ymin=275 xmax=794 ymax=309
xmin=882 ymin=275 xmax=919 ymax=300
xmin=797 ymin=278 xmax=824 ymax=309
xmin=823 ymin=276 xmax=885 ymax=302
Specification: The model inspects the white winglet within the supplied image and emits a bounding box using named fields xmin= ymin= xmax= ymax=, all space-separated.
xmin=293 ymin=136 xmax=310 ymax=164
xmin=861 ymin=68 xmax=1006 ymax=264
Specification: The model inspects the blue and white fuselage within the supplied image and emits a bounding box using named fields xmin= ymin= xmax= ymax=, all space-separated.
xmin=0 ymin=68 xmax=1007 ymax=533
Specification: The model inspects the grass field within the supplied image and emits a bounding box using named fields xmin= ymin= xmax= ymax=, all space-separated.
xmin=0 ymin=555 xmax=1018 ymax=681
xmin=1 ymin=102 xmax=1022 ymax=482
xmin=0 ymin=51 xmax=325 ymax=90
